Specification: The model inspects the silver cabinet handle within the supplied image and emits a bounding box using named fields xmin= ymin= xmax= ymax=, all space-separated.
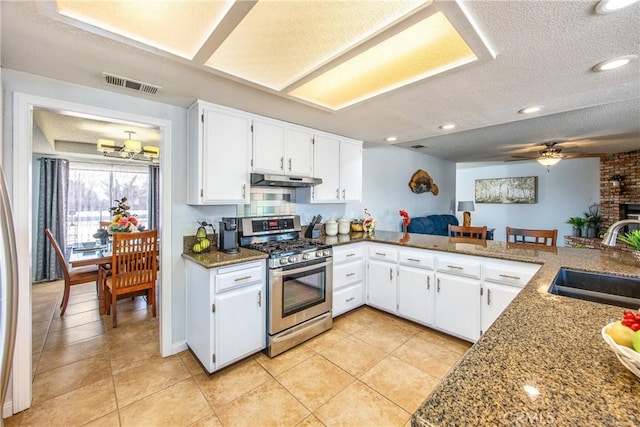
xmin=437 ymin=278 xmax=441 ymax=292
xmin=346 ymin=253 xmax=356 ymax=257
xmin=407 ymin=258 xmax=421 ymax=262
xmin=242 ymin=184 xmax=246 ymax=198
xmin=234 ymin=275 xmax=252 ymax=282
xmin=375 ymin=252 xmax=387 ymax=256
xmin=389 ymin=268 xmax=393 ymax=280
xmin=336 ymin=188 xmax=340 ymax=199
xmin=487 ymin=288 xmax=491 ymax=305
xmin=346 ymin=272 xmax=356 ymax=277
xmin=280 ymin=157 xmax=284 ymax=170
xmin=258 ymin=290 xmax=262 ymax=307
xmin=427 ymin=275 xmax=430 ymax=290
xmin=342 ymin=189 xmax=346 ymax=199
xmin=499 ymin=274 xmax=521 ymax=280
xmin=447 ymin=265 xmax=463 ymax=270
xmin=346 ymin=296 xmax=355 ymax=302
xmin=288 ymin=158 xmax=292 ymax=171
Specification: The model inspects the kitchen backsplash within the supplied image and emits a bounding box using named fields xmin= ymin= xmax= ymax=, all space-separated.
xmin=236 ymin=187 xmax=294 ymax=217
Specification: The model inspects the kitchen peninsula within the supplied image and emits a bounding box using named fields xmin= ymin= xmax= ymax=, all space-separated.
xmin=321 ymin=232 xmax=639 ymax=426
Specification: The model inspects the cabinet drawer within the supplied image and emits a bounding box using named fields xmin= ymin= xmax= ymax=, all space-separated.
xmin=334 ymin=260 xmax=363 ymax=290
xmin=333 ymin=244 xmax=364 ymax=264
xmin=436 ymin=256 xmax=481 ymax=278
xmin=398 ymin=250 xmax=435 ymax=270
xmin=368 ymin=245 xmax=398 ymax=262
xmin=216 ymin=265 xmax=264 ymax=293
xmin=483 ymin=262 xmax=540 ymax=287
xmin=333 ymin=282 xmax=364 ymax=317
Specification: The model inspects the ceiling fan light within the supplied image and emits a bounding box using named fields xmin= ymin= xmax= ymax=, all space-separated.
xmin=537 ymin=157 xmax=561 ymax=167
xmin=97 ymin=138 xmax=115 ymax=153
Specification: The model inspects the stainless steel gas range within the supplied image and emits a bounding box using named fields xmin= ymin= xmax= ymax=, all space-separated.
xmin=238 ymin=215 xmax=333 ymax=357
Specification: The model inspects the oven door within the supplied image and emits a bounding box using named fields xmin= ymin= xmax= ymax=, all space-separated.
xmin=269 ymin=258 xmax=333 ymax=334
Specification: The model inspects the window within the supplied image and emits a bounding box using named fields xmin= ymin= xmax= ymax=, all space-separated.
xmin=67 ymin=162 xmax=149 ymax=245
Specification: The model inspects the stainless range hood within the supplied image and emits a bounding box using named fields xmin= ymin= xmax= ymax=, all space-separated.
xmin=251 ymin=173 xmax=322 ymax=188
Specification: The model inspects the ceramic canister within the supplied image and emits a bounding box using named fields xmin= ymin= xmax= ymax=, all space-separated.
xmin=325 ymin=219 xmax=338 ymax=236
xmin=338 ymin=217 xmax=351 ymax=235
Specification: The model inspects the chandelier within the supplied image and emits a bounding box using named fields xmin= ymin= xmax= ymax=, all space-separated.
xmin=97 ymin=131 xmax=160 ymax=162
xmin=536 ymin=145 xmax=562 ymax=171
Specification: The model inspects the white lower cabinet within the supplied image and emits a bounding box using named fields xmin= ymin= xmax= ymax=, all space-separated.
xmin=366 ymin=245 xmax=398 ymax=314
xmin=185 ymin=259 xmax=266 ymax=374
xmin=434 ymin=273 xmax=481 ymax=342
xmin=397 ymin=264 xmax=435 ymax=326
xmin=332 ymin=244 xmax=365 ymax=317
xmin=480 ymin=282 xmax=519 ymax=335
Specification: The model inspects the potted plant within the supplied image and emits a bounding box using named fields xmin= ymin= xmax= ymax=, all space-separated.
xmin=583 ymin=203 xmax=601 ymax=238
xmin=618 ymin=230 xmax=640 ymax=262
xmin=567 ymin=216 xmax=586 ymax=237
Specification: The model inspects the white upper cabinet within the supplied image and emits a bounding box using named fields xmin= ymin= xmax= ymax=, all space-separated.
xmin=307 ymin=134 xmax=363 ymax=203
xmin=252 ymin=118 xmax=313 ymax=177
xmin=187 ymin=101 xmax=251 ymax=205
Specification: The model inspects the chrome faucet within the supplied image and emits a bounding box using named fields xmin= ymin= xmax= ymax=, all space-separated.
xmin=601 ymin=219 xmax=640 ymax=246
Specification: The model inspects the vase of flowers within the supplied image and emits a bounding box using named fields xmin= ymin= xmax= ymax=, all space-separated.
xmin=108 ymin=197 xmax=140 ymax=233
xmin=363 ymin=208 xmax=377 ymax=235
xmin=399 ymin=210 xmax=410 ymax=233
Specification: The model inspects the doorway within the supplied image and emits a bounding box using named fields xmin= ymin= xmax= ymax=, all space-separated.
xmin=11 ymin=92 xmax=173 ymax=414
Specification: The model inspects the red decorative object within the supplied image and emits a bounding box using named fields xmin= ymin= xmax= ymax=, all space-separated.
xmin=399 ymin=210 xmax=410 ymax=226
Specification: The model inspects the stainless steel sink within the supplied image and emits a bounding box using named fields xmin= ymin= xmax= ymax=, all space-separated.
xmin=548 ymin=268 xmax=640 ymax=309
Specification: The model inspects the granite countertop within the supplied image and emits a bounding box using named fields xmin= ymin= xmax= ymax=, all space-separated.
xmin=181 ymin=247 xmax=267 ymax=268
xmin=317 ymin=231 xmax=639 ymax=426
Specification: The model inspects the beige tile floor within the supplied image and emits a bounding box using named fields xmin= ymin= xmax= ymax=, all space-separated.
xmin=6 ymin=280 xmax=471 ymax=427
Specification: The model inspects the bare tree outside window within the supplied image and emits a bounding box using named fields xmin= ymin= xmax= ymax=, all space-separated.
xmin=67 ymin=162 xmax=149 ymax=246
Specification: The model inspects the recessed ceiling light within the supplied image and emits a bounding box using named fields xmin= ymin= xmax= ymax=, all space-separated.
xmin=595 ymin=0 xmax=639 ymax=14
xmin=385 ymin=136 xmax=398 ymax=142
xmin=518 ymin=106 xmax=543 ymax=114
xmin=439 ymin=123 xmax=456 ymax=130
xmin=592 ymin=55 xmax=638 ymax=72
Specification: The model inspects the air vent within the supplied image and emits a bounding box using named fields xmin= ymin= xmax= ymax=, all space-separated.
xmin=102 ymin=72 xmax=162 ymax=95
xmin=411 ymin=144 xmax=426 ymax=149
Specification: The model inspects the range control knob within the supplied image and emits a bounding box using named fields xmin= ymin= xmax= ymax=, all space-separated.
xmin=323 ymin=249 xmax=331 ymax=256
xmin=316 ymin=250 xmax=324 ymax=257
xmin=288 ymin=256 xmax=297 ymax=263
xmin=302 ymin=253 xmax=311 ymax=260
xmin=279 ymin=258 xmax=288 ymax=265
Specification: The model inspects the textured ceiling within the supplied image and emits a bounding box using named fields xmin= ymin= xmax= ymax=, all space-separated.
xmin=2 ymin=0 xmax=639 ymax=162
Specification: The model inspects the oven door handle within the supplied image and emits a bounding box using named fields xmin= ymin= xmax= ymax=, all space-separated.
xmin=271 ymin=259 xmax=331 ymax=277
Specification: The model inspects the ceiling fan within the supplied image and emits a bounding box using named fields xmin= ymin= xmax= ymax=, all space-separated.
xmin=507 ymin=142 xmax=602 ymax=170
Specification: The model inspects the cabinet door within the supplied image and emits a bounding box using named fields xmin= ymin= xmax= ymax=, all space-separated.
xmin=253 ymin=119 xmax=285 ymax=174
xmin=202 ymin=108 xmax=251 ymax=203
xmin=285 ymin=128 xmax=313 ymax=177
xmin=434 ymin=274 xmax=480 ymax=342
xmin=339 ymin=140 xmax=363 ymax=202
xmin=214 ymin=282 xmax=266 ymax=369
xmin=397 ymin=265 xmax=434 ymax=327
xmin=312 ymin=135 xmax=341 ymax=202
xmin=480 ymin=283 xmax=520 ymax=335
xmin=185 ymin=261 xmax=215 ymax=373
xmin=367 ymin=259 xmax=397 ymax=314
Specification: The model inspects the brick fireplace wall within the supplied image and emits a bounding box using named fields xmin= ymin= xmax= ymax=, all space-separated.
xmin=600 ymin=150 xmax=640 ymax=230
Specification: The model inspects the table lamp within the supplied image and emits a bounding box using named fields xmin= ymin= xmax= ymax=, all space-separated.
xmin=458 ymin=201 xmax=475 ymax=227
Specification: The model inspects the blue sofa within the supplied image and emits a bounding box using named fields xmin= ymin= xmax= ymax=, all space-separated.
xmin=407 ymin=214 xmax=459 ymax=236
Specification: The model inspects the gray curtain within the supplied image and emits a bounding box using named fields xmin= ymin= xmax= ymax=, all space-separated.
xmin=35 ymin=158 xmax=69 ymax=281
xmin=148 ymin=165 xmax=160 ymax=231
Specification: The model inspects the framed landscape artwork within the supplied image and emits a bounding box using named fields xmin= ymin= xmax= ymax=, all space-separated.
xmin=475 ymin=176 xmax=537 ymax=204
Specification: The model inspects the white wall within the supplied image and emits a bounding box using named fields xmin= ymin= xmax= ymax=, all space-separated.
xmin=455 ymin=158 xmax=600 ymax=244
xmin=343 ymin=145 xmax=456 ymax=231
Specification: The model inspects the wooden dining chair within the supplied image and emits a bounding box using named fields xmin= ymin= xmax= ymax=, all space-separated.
xmin=99 ymin=221 xmax=111 ymax=229
xmin=506 ymin=227 xmax=558 ymax=247
xmin=101 ymin=229 xmax=158 ymax=327
xmin=45 ymin=229 xmax=100 ymax=316
xmin=448 ymin=224 xmax=488 ymax=241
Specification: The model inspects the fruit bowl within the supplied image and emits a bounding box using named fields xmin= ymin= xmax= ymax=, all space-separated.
xmin=601 ymin=322 xmax=640 ymax=378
